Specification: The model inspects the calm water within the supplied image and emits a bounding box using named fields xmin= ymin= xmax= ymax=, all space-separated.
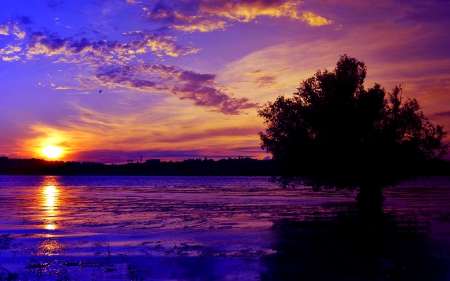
xmin=0 ymin=176 xmax=450 ymax=280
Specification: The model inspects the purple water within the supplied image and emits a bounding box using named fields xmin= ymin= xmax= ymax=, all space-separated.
xmin=0 ymin=176 xmax=449 ymax=280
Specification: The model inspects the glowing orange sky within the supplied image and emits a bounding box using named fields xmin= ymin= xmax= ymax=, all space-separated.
xmin=0 ymin=0 xmax=449 ymax=162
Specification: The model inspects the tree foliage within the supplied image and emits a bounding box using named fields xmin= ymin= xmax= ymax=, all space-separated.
xmin=258 ymin=55 xmax=448 ymax=191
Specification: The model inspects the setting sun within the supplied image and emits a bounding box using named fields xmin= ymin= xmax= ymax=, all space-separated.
xmin=42 ymin=146 xmax=63 ymax=159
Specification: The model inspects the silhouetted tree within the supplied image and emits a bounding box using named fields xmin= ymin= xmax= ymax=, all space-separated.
xmin=258 ymin=55 xmax=448 ymax=202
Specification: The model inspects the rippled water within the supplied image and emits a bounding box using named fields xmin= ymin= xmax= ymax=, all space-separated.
xmin=0 ymin=176 xmax=450 ymax=280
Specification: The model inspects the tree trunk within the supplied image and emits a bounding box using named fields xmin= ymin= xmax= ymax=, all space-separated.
xmin=355 ymin=184 xmax=386 ymax=204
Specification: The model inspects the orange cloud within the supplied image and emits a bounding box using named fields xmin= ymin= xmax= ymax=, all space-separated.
xmin=0 ymin=44 xmax=22 ymax=61
xmin=199 ymin=0 xmax=332 ymax=26
xmin=301 ymin=11 xmax=333 ymax=26
xmin=0 ymin=44 xmax=22 ymax=55
xmin=172 ymin=20 xmax=227 ymax=32
xmin=0 ymin=23 xmax=25 ymax=39
xmin=0 ymin=24 xmax=9 ymax=35
xmin=55 ymin=86 xmax=72 ymax=90
xmin=144 ymin=0 xmax=332 ymax=32
xmin=199 ymin=1 xmax=302 ymax=22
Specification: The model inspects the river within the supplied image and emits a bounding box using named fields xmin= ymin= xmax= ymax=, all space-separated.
xmin=0 ymin=176 xmax=449 ymax=280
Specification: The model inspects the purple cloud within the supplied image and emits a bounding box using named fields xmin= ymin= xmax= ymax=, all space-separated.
xmin=432 ymin=111 xmax=450 ymax=118
xmin=254 ymin=75 xmax=277 ymax=88
xmin=23 ymin=30 xmax=198 ymax=64
xmin=95 ymin=63 xmax=258 ymax=114
xmin=17 ymin=16 xmax=33 ymax=25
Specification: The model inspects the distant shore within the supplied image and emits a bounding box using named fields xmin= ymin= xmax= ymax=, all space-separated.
xmin=0 ymin=156 xmax=449 ymax=176
xmin=0 ymin=156 xmax=277 ymax=176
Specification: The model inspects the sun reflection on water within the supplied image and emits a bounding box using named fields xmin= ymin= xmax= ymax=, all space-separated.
xmin=41 ymin=180 xmax=60 ymax=230
xmin=38 ymin=238 xmax=67 ymax=255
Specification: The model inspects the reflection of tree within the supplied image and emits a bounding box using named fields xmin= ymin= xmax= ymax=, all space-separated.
xmin=260 ymin=203 xmax=447 ymax=280
xmin=120 ymin=255 xmax=218 ymax=280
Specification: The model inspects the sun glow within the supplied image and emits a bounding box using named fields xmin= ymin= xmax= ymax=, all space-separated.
xmin=42 ymin=145 xmax=63 ymax=159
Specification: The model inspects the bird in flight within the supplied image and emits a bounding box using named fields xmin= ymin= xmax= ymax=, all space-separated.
xmin=99 ymin=90 xmax=102 ymax=93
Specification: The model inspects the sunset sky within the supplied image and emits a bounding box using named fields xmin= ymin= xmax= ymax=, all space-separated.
xmin=1 ymin=0 xmax=449 ymax=163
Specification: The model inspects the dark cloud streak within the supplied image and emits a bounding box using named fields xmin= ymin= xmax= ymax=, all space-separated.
xmin=17 ymin=16 xmax=33 ymax=25
xmin=95 ymin=64 xmax=258 ymax=115
xmin=432 ymin=111 xmax=450 ymax=118
xmin=47 ymin=0 xmax=65 ymax=9
xmin=74 ymin=147 xmax=263 ymax=163
xmin=254 ymin=75 xmax=277 ymax=88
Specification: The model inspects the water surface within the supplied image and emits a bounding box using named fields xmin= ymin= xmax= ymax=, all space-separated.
xmin=0 ymin=176 xmax=450 ymax=280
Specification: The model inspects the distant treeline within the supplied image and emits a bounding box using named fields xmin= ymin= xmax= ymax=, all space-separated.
xmin=0 ymin=157 xmax=277 ymax=176
xmin=0 ymin=156 xmax=449 ymax=176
